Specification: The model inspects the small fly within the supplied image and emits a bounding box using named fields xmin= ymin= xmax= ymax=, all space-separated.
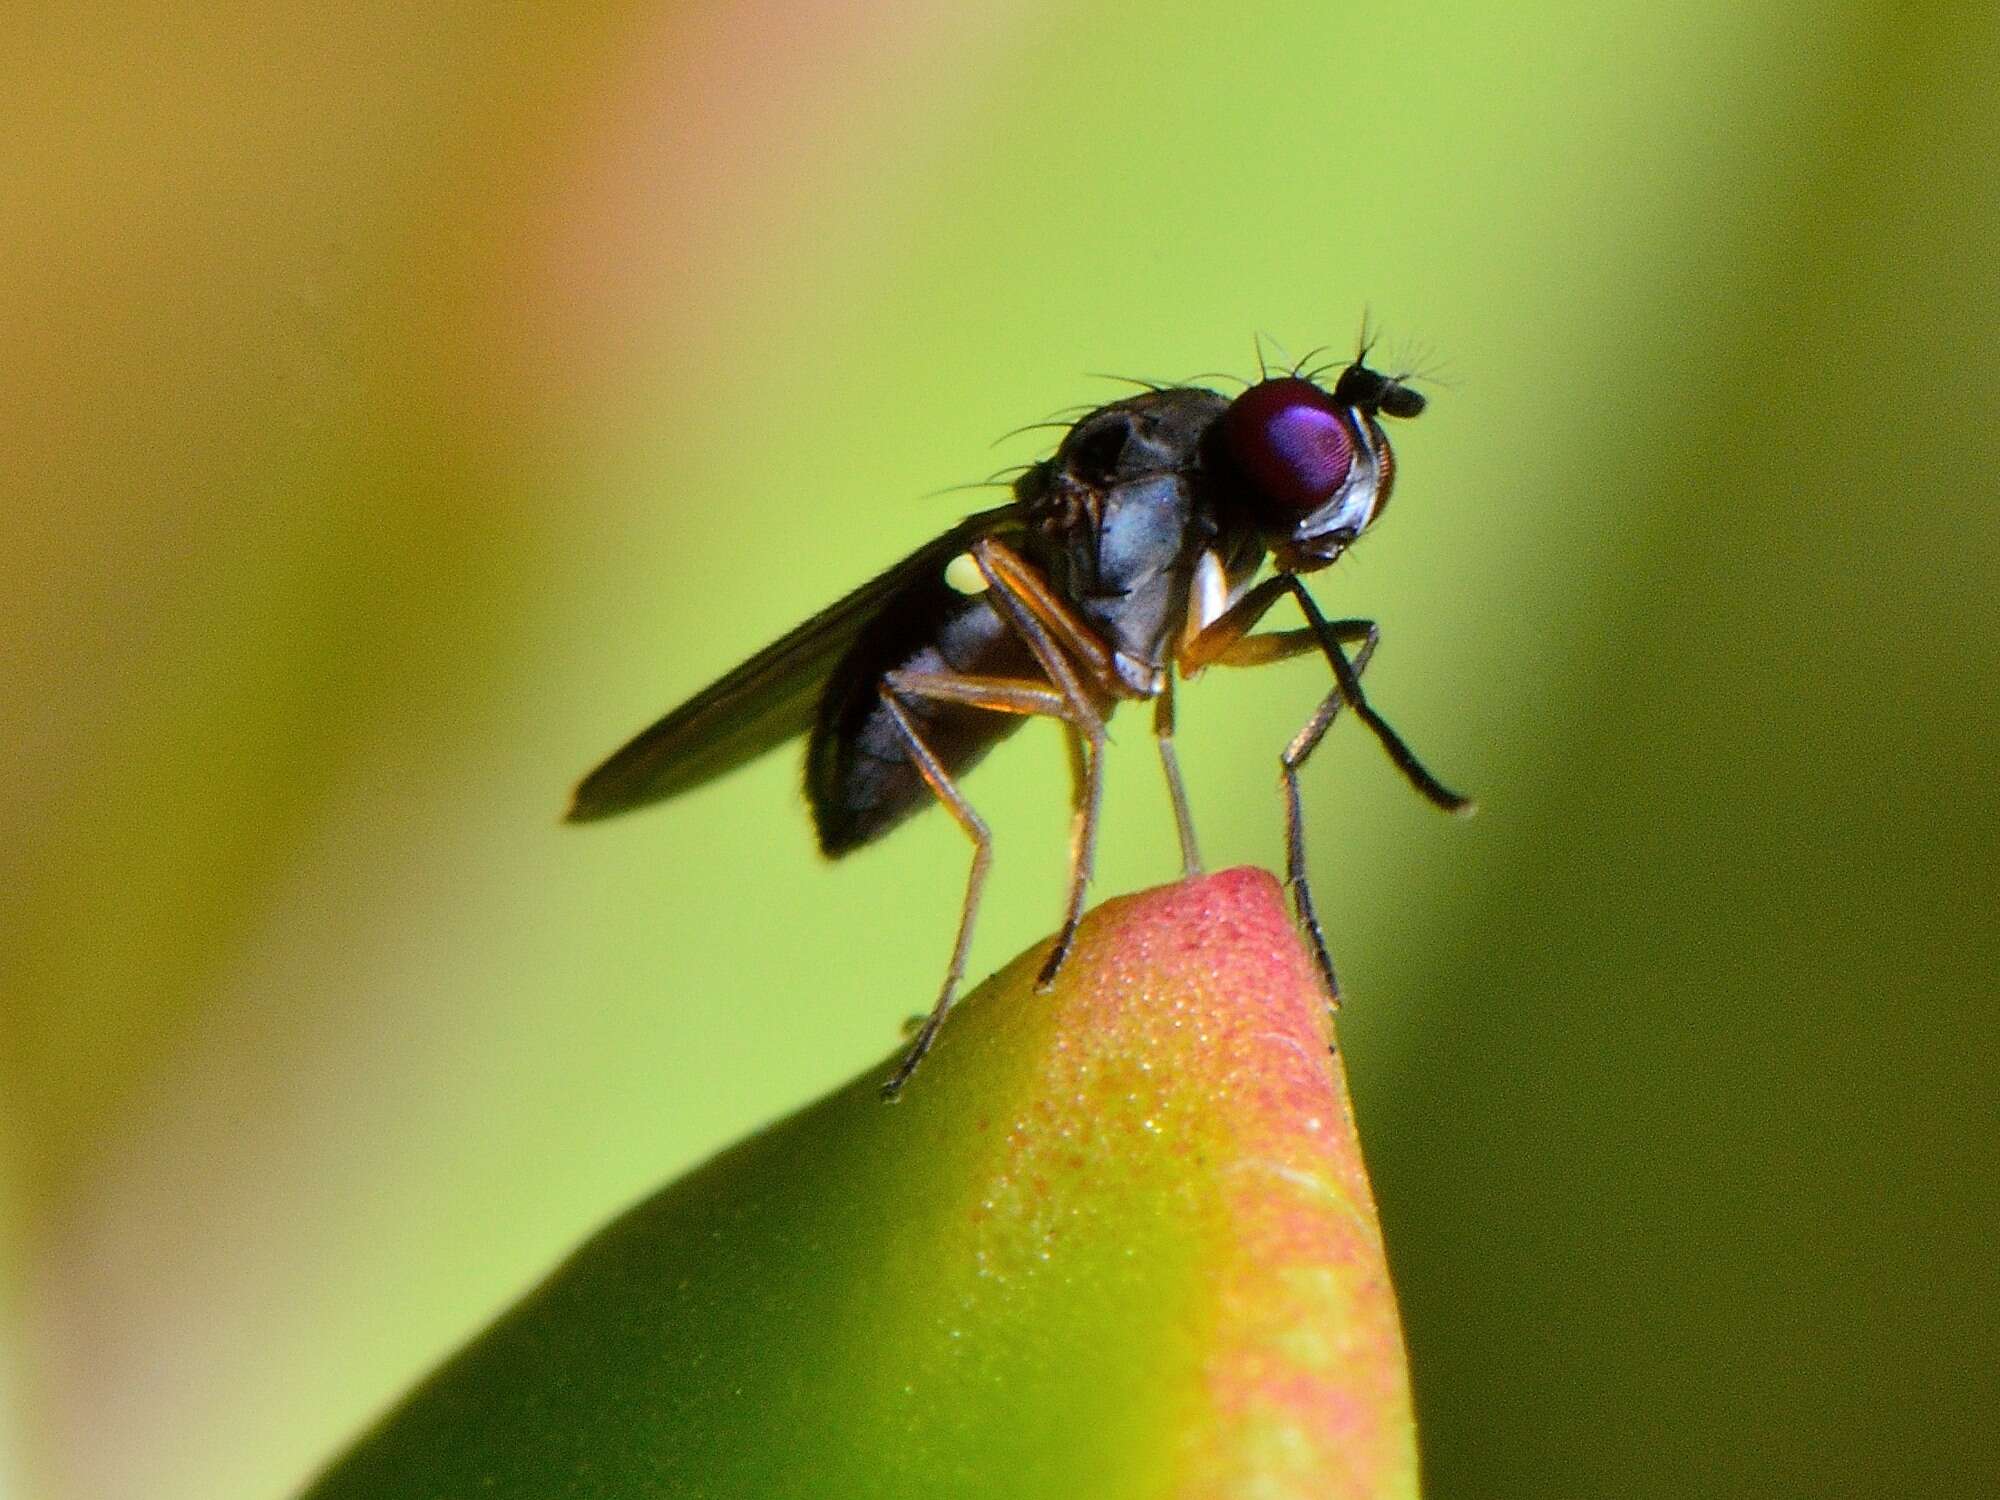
xmin=568 ymin=341 xmax=1471 ymax=1097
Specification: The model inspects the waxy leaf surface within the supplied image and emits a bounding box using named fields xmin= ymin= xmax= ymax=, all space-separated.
xmin=303 ymin=869 xmax=1416 ymax=1500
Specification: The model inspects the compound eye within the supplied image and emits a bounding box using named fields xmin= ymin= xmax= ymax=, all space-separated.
xmin=1218 ymin=378 xmax=1353 ymax=526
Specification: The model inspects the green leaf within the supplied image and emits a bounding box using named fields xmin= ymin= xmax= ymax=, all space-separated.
xmin=301 ymin=868 xmax=1416 ymax=1499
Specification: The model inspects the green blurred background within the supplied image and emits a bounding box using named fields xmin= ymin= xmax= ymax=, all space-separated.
xmin=5 ymin=2 xmax=1996 ymax=1496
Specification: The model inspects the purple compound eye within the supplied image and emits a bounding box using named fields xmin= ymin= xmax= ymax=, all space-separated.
xmin=1218 ymin=377 xmax=1355 ymax=526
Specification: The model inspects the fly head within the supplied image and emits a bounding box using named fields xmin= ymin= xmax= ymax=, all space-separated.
xmin=1210 ymin=359 xmax=1424 ymax=573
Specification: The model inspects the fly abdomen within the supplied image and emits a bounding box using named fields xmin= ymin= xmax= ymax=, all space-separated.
xmin=807 ymin=588 xmax=1034 ymax=857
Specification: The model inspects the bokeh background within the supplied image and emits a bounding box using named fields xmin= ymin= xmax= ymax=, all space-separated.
xmin=5 ymin=3 xmax=1997 ymax=1496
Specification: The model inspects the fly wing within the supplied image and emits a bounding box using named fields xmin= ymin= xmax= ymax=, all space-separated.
xmin=565 ymin=505 xmax=1023 ymax=822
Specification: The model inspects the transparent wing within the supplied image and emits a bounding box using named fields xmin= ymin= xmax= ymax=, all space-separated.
xmin=565 ymin=505 xmax=1022 ymax=822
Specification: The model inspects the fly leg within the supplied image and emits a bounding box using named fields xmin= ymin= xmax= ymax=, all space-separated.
xmin=1181 ymin=573 xmax=1467 ymax=1003
xmin=1274 ymin=631 xmax=1379 ymax=1001
xmin=876 ymin=671 xmax=1078 ymax=1099
xmin=967 ymin=539 xmax=1129 ymax=992
xmin=1154 ymin=673 xmax=1202 ymax=878
xmin=1184 ymin=575 xmax=1469 ymax=814
xmin=1207 ymin=614 xmax=1381 ymax=999
xmin=1042 ymin=718 xmax=1106 ymax=990
xmin=1060 ymin=716 xmax=1108 ymax=955
xmin=1282 ymin=577 xmax=1471 ymax=816
xmin=878 ymin=692 xmax=991 ymax=1100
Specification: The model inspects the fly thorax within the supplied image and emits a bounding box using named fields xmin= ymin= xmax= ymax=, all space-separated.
xmin=1080 ymin=473 xmax=1198 ymax=673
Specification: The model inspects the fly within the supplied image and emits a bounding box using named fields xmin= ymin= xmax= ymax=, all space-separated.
xmin=568 ymin=344 xmax=1471 ymax=1098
